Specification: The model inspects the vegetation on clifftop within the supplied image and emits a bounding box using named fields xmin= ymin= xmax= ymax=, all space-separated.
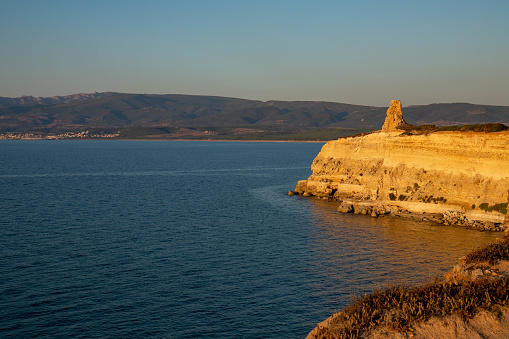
xmin=310 ymin=236 xmax=509 ymax=339
xmin=465 ymin=236 xmax=509 ymax=265
xmin=401 ymin=123 xmax=509 ymax=136
xmin=437 ymin=123 xmax=509 ymax=133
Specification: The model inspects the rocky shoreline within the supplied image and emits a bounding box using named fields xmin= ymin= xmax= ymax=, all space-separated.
xmin=288 ymin=191 xmax=507 ymax=232
xmin=290 ymin=100 xmax=509 ymax=233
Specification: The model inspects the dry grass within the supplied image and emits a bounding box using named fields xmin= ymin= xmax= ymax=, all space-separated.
xmin=465 ymin=235 xmax=509 ymax=265
xmin=312 ymin=235 xmax=509 ymax=339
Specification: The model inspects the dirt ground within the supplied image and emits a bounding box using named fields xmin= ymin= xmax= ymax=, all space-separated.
xmin=364 ymin=307 xmax=509 ymax=339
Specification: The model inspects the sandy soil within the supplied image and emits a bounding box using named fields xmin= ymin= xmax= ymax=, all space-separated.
xmin=364 ymin=308 xmax=509 ymax=339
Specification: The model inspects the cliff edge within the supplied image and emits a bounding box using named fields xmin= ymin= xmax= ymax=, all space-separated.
xmin=292 ymin=100 xmax=509 ymax=231
xmin=306 ymin=236 xmax=509 ymax=339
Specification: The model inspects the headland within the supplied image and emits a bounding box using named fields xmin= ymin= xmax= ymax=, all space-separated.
xmin=291 ymin=100 xmax=509 ymax=232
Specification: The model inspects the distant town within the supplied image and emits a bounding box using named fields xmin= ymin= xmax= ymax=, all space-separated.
xmin=0 ymin=131 xmax=120 ymax=140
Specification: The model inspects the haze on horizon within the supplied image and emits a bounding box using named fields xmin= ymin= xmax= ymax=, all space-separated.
xmin=1 ymin=0 xmax=508 ymax=107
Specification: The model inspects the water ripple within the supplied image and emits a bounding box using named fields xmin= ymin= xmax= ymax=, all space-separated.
xmin=0 ymin=141 xmax=499 ymax=338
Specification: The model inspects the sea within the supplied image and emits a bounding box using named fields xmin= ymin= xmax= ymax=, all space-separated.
xmin=0 ymin=140 xmax=500 ymax=338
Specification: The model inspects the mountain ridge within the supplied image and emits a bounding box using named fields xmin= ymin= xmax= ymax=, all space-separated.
xmin=1 ymin=92 xmax=508 ymax=139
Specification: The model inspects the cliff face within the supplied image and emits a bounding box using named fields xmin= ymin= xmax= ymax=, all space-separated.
xmin=294 ymin=102 xmax=509 ymax=230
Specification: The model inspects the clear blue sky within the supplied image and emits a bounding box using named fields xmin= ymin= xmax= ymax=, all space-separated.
xmin=1 ymin=0 xmax=508 ymax=106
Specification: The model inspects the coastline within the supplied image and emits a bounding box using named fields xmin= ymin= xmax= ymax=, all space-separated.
xmin=0 ymin=137 xmax=327 ymax=143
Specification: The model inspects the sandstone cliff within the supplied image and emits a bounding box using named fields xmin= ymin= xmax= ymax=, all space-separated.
xmin=293 ymin=101 xmax=509 ymax=231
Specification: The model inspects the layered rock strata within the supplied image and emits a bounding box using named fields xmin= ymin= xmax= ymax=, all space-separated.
xmin=293 ymin=101 xmax=509 ymax=231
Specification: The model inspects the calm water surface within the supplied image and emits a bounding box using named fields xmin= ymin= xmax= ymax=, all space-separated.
xmin=0 ymin=141 xmax=500 ymax=338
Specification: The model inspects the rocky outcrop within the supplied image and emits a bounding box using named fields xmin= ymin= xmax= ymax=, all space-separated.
xmin=293 ymin=101 xmax=509 ymax=232
xmin=381 ymin=100 xmax=410 ymax=132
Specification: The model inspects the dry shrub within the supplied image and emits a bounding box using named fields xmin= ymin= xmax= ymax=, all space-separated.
xmin=314 ymin=236 xmax=509 ymax=339
xmin=465 ymin=235 xmax=509 ymax=265
xmin=320 ymin=278 xmax=509 ymax=338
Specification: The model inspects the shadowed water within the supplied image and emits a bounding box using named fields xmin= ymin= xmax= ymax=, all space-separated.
xmin=0 ymin=140 xmax=499 ymax=338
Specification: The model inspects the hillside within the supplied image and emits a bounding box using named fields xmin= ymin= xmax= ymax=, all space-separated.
xmin=1 ymin=93 xmax=508 ymax=139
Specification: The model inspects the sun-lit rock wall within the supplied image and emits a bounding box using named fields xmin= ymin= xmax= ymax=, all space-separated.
xmin=295 ymin=130 xmax=509 ymax=224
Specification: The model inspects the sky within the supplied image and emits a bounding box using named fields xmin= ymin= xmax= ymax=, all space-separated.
xmin=1 ymin=0 xmax=508 ymax=107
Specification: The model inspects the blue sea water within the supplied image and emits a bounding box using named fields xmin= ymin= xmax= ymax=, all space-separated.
xmin=0 ymin=140 xmax=500 ymax=338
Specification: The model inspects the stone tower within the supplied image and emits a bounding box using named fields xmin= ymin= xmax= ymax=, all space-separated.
xmin=382 ymin=100 xmax=408 ymax=132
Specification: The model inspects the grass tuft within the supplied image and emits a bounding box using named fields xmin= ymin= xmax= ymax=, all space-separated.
xmin=314 ymin=236 xmax=509 ymax=339
xmin=465 ymin=236 xmax=509 ymax=265
xmin=319 ymin=279 xmax=509 ymax=338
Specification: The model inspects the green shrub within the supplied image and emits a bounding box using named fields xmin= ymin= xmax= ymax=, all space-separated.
xmin=479 ymin=202 xmax=508 ymax=214
xmin=492 ymin=203 xmax=508 ymax=215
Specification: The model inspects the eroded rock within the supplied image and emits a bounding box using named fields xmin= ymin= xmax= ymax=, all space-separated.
xmin=337 ymin=202 xmax=353 ymax=213
xmin=381 ymin=100 xmax=409 ymax=132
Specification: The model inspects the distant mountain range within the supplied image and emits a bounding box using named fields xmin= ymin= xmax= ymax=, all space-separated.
xmin=1 ymin=92 xmax=508 ymax=140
